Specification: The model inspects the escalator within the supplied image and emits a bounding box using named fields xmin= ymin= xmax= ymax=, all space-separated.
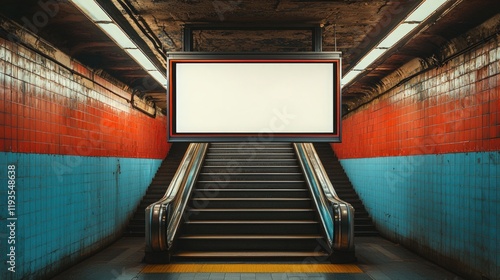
xmin=313 ymin=143 xmax=378 ymax=236
xmin=144 ymin=142 xmax=355 ymax=263
xmin=124 ymin=143 xmax=189 ymax=237
xmin=175 ymin=142 xmax=328 ymax=261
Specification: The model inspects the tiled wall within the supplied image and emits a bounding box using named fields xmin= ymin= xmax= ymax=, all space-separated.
xmin=0 ymin=153 xmax=162 ymax=279
xmin=335 ymin=41 xmax=499 ymax=159
xmin=332 ymin=37 xmax=499 ymax=278
xmin=0 ymin=38 xmax=168 ymax=158
xmin=340 ymin=153 xmax=499 ymax=279
xmin=0 ymin=29 xmax=169 ymax=279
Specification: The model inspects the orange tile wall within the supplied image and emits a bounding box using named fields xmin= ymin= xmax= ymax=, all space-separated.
xmin=334 ymin=40 xmax=500 ymax=159
xmin=0 ymin=37 xmax=169 ymax=159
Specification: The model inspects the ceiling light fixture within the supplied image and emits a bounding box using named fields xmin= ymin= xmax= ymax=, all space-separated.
xmin=97 ymin=23 xmax=137 ymax=49
xmin=71 ymin=0 xmax=112 ymax=22
xmin=341 ymin=0 xmax=450 ymax=87
xmin=69 ymin=0 xmax=167 ymax=88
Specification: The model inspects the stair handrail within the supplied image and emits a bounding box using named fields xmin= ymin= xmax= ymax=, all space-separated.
xmin=294 ymin=143 xmax=355 ymax=254
xmin=145 ymin=143 xmax=208 ymax=253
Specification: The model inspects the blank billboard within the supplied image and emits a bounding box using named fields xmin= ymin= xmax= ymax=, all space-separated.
xmin=167 ymin=53 xmax=341 ymax=142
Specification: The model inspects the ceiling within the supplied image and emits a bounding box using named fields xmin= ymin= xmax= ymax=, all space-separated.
xmin=0 ymin=0 xmax=498 ymax=114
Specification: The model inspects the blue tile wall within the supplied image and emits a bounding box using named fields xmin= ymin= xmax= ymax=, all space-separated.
xmin=339 ymin=152 xmax=499 ymax=279
xmin=0 ymin=152 xmax=162 ymax=280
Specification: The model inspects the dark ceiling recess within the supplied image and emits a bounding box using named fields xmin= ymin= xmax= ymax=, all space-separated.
xmin=0 ymin=0 xmax=499 ymax=113
xmin=183 ymin=24 xmax=323 ymax=52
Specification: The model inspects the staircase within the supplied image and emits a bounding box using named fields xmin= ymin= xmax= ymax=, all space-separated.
xmin=124 ymin=143 xmax=189 ymax=237
xmin=313 ymin=143 xmax=378 ymax=236
xmin=172 ymin=142 xmax=331 ymax=261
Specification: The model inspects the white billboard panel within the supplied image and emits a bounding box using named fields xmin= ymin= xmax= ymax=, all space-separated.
xmin=167 ymin=53 xmax=341 ymax=142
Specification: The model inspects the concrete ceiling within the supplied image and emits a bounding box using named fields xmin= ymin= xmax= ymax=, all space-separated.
xmin=0 ymin=0 xmax=498 ymax=113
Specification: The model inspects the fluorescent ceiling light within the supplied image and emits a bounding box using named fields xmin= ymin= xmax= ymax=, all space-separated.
xmin=354 ymin=48 xmax=386 ymax=70
xmin=377 ymin=23 xmax=419 ymax=49
xmin=342 ymin=0 xmax=450 ymax=87
xmin=341 ymin=70 xmax=362 ymax=86
xmin=70 ymin=0 xmax=112 ymax=22
xmin=125 ymin=49 xmax=157 ymax=71
xmin=406 ymin=0 xmax=449 ymax=22
xmin=97 ymin=23 xmax=137 ymax=49
xmin=148 ymin=70 xmax=168 ymax=87
xmin=70 ymin=0 xmax=167 ymax=88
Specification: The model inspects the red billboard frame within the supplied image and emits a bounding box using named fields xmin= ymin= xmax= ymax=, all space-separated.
xmin=167 ymin=52 xmax=342 ymax=142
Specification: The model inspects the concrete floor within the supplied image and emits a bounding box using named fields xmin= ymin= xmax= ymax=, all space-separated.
xmin=51 ymin=236 xmax=463 ymax=280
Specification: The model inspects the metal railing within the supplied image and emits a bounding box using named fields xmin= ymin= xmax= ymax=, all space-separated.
xmin=145 ymin=143 xmax=208 ymax=253
xmin=294 ymin=143 xmax=355 ymax=258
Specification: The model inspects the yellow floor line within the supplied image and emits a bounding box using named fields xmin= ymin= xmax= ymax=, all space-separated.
xmin=142 ymin=263 xmax=362 ymax=273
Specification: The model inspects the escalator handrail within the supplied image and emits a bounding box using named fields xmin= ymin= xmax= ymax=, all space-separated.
xmin=145 ymin=143 xmax=208 ymax=252
xmin=294 ymin=143 xmax=355 ymax=252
